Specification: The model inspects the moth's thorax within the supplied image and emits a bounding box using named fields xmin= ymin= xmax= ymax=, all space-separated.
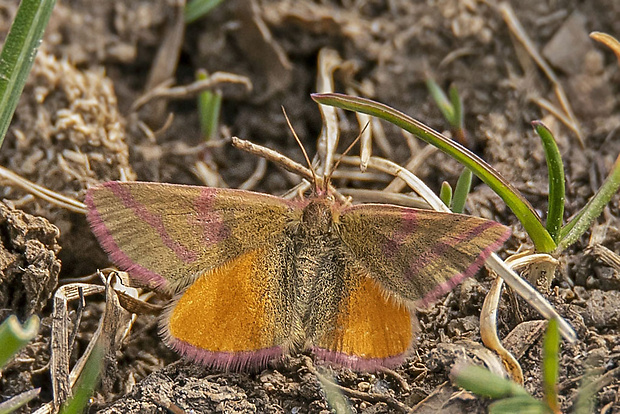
xmin=294 ymin=197 xmax=342 ymax=309
xmin=300 ymin=198 xmax=337 ymax=236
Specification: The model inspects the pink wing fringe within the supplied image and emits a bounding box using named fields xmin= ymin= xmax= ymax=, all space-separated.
xmin=85 ymin=190 xmax=169 ymax=290
xmin=166 ymin=336 xmax=283 ymax=371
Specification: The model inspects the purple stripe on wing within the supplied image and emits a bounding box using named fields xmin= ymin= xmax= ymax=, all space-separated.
xmin=191 ymin=188 xmax=231 ymax=246
xmin=104 ymin=182 xmax=198 ymax=263
xmin=382 ymin=209 xmax=419 ymax=259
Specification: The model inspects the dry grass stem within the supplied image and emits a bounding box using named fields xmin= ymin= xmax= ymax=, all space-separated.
xmin=239 ymin=158 xmax=268 ymax=191
xmin=316 ymin=48 xmax=343 ymax=177
xmin=0 ymin=165 xmax=87 ymax=214
xmin=132 ymin=73 xmax=252 ymax=112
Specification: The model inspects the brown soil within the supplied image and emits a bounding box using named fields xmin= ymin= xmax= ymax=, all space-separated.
xmin=0 ymin=0 xmax=618 ymax=413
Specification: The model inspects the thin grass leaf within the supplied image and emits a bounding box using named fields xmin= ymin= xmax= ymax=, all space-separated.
xmin=558 ymin=153 xmax=620 ymax=250
xmin=312 ymin=92 xmax=557 ymax=252
xmin=448 ymin=85 xmax=468 ymax=146
xmin=440 ymin=181 xmax=453 ymax=207
xmin=0 ymin=0 xmax=56 ymax=149
xmin=489 ymin=396 xmax=550 ymax=414
xmin=0 ymin=315 xmax=39 ymax=368
xmin=452 ymin=167 xmax=472 ymax=214
xmin=185 ymin=0 xmax=224 ymax=24
xmin=428 ymin=81 xmax=468 ymax=147
xmin=449 ymin=85 xmax=464 ymax=130
xmin=533 ymin=122 xmax=565 ymax=243
xmin=60 ymin=344 xmax=103 ymax=414
xmin=426 ymin=79 xmax=456 ymax=123
xmin=542 ymin=319 xmax=560 ymax=414
xmin=196 ymin=69 xmax=222 ymax=141
xmin=452 ymin=364 xmax=530 ymax=399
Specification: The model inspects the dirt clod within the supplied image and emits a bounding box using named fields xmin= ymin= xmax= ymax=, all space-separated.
xmin=0 ymin=202 xmax=60 ymax=319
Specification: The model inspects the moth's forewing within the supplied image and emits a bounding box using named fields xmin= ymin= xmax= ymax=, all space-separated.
xmin=306 ymin=252 xmax=417 ymax=371
xmin=337 ymin=204 xmax=511 ymax=307
xmin=86 ymin=181 xmax=304 ymax=370
xmin=86 ymin=182 xmax=302 ymax=293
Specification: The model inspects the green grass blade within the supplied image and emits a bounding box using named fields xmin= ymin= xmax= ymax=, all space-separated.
xmin=542 ymin=319 xmax=560 ymax=413
xmin=449 ymin=85 xmax=464 ymax=131
xmin=60 ymin=344 xmax=103 ymax=414
xmin=533 ymin=122 xmax=565 ymax=243
xmin=426 ymin=79 xmax=455 ymax=124
xmin=312 ymin=93 xmax=556 ymax=252
xmin=452 ymin=364 xmax=530 ymax=399
xmin=452 ymin=167 xmax=472 ymax=213
xmin=489 ymin=396 xmax=550 ymax=414
xmin=185 ymin=0 xmax=224 ymax=24
xmin=440 ymin=181 xmax=453 ymax=207
xmin=0 ymin=315 xmax=39 ymax=368
xmin=558 ymin=153 xmax=620 ymax=250
xmin=196 ymin=69 xmax=222 ymax=141
xmin=0 ymin=0 xmax=56 ymax=149
xmin=448 ymin=85 xmax=468 ymax=146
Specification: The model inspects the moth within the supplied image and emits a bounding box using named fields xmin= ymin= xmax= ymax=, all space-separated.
xmin=86 ymin=178 xmax=510 ymax=371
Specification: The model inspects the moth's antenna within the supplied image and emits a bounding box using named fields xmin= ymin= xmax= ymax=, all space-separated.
xmin=282 ymin=106 xmax=319 ymax=192
xmin=329 ymin=122 xmax=370 ymax=182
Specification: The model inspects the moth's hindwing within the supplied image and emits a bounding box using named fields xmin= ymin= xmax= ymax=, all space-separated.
xmin=305 ymin=249 xmax=416 ymax=371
